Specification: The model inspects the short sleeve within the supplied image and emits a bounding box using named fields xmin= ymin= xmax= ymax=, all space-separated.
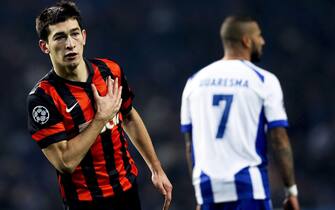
xmin=263 ymin=74 xmax=289 ymax=129
xmin=180 ymin=78 xmax=193 ymax=133
xmin=27 ymin=89 xmax=67 ymax=148
xmin=119 ymin=67 xmax=134 ymax=115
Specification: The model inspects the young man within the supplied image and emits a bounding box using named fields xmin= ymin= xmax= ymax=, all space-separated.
xmin=27 ymin=1 xmax=172 ymax=210
xmin=180 ymin=16 xmax=300 ymax=210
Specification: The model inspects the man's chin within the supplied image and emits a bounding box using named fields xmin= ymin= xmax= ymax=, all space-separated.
xmin=65 ymin=60 xmax=80 ymax=71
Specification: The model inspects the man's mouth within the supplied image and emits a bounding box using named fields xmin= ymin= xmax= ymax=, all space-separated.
xmin=64 ymin=52 xmax=78 ymax=59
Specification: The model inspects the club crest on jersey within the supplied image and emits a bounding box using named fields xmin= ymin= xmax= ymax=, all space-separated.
xmin=32 ymin=106 xmax=50 ymax=125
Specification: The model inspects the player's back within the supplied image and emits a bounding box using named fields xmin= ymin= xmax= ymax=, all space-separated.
xmin=181 ymin=59 xmax=288 ymax=203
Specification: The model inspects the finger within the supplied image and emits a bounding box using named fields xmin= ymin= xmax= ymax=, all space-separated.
xmin=117 ymin=86 xmax=123 ymax=99
xmin=164 ymin=183 xmax=172 ymax=203
xmin=163 ymin=186 xmax=172 ymax=210
xmin=157 ymin=182 xmax=167 ymax=196
xmin=107 ymin=76 xmax=114 ymax=95
xmin=116 ymin=98 xmax=123 ymax=111
xmin=163 ymin=197 xmax=170 ymax=210
xmin=113 ymin=77 xmax=119 ymax=95
xmin=91 ymin=84 xmax=100 ymax=100
xmin=163 ymin=194 xmax=171 ymax=210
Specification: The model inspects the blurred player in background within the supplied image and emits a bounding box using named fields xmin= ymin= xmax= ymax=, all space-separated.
xmin=27 ymin=1 xmax=172 ymax=210
xmin=180 ymin=16 xmax=300 ymax=210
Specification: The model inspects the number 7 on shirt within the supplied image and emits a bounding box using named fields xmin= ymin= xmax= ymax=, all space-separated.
xmin=212 ymin=94 xmax=234 ymax=139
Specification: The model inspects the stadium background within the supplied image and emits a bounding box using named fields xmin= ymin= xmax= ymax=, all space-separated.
xmin=1 ymin=0 xmax=335 ymax=209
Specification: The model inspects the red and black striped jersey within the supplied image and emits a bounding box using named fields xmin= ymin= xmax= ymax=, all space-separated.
xmin=27 ymin=58 xmax=138 ymax=203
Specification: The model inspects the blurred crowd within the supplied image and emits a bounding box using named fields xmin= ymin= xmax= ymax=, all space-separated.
xmin=1 ymin=0 xmax=335 ymax=209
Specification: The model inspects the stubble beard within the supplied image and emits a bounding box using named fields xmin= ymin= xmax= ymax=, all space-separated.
xmin=250 ymin=42 xmax=262 ymax=63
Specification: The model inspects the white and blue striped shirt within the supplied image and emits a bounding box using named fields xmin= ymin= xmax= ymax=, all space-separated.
xmin=180 ymin=59 xmax=288 ymax=204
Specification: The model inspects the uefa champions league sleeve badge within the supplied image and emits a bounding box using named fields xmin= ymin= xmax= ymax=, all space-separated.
xmin=32 ymin=105 xmax=50 ymax=125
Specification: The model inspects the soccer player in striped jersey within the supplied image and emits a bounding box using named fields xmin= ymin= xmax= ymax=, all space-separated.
xmin=27 ymin=1 xmax=172 ymax=210
xmin=180 ymin=16 xmax=300 ymax=210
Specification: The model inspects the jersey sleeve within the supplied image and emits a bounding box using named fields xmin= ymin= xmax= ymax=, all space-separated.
xmin=119 ymin=67 xmax=134 ymax=115
xmin=263 ymin=74 xmax=289 ymax=129
xmin=180 ymin=78 xmax=193 ymax=133
xmin=27 ymin=89 xmax=67 ymax=148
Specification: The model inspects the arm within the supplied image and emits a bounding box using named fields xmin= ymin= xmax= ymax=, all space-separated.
xmin=269 ymin=127 xmax=300 ymax=210
xmin=42 ymin=77 xmax=122 ymax=174
xmin=184 ymin=132 xmax=193 ymax=177
xmin=184 ymin=132 xmax=200 ymax=210
xmin=122 ymin=108 xmax=172 ymax=210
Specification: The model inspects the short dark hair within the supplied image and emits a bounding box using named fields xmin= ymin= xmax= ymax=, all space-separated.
xmin=35 ymin=0 xmax=83 ymax=41
xmin=220 ymin=16 xmax=255 ymax=45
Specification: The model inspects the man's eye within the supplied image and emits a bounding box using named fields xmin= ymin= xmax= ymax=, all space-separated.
xmin=54 ymin=36 xmax=66 ymax=40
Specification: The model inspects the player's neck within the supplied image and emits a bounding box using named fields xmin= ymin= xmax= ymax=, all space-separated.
xmin=53 ymin=59 xmax=88 ymax=82
xmin=223 ymin=49 xmax=251 ymax=61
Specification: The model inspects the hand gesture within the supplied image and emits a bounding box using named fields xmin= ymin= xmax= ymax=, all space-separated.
xmin=91 ymin=76 xmax=122 ymax=122
xmin=151 ymin=169 xmax=173 ymax=210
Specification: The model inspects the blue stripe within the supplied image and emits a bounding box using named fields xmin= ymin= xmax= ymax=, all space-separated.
xmin=200 ymin=171 xmax=214 ymax=203
xmin=256 ymin=108 xmax=267 ymax=165
xmin=191 ymin=140 xmax=195 ymax=168
xmin=268 ymin=120 xmax=289 ymax=129
xmin=234 ymin=167 xmax=253 ymax=199
xmin=180 ymin=124 xmax=192 ymax=133
xmin=241 ymin=60 xmax=264 ymax=82
xmin=256 ymin=108 xmax=271 ymax=199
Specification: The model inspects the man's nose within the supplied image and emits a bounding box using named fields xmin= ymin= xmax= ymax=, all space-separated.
xmin=65 ymin=37 xmax=75 ymax=49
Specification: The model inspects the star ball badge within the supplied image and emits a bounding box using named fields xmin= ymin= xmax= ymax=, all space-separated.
xmin=32 ymin=105 xmax=50 ymax=124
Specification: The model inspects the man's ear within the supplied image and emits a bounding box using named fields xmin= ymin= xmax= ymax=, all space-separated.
xmin=241 ymin=35 xmax=252 ymax=49
xmin=82 ymin=29 xmax=87 ymax=46
xmin=39 ymin=40 xmax=50 ymax=54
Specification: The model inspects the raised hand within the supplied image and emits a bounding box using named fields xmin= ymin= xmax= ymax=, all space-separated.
xmin=91 ymin=76 xmax=122 ymax=122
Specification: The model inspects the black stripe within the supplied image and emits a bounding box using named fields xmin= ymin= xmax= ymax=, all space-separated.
xmin=38 ymin=131 xmax=68 ymax=148
xmin=47 ymin=79 xmax=85 ymax=134
xmin=80 ymin=152 xmax=104 ymax=200
xmin=117 ymin=126 xmax=135 ymax=185
xmin=126 ymin=173 xmax=136 ymax=187
xmin=59 ymin=172 xmax=79 ymax=203
xmin=100 ymin=129 xmax=123 ymax=194
xmin=89 ymin=59 xmax=115 ymax=80
xmin=48 ymin=77 xmax=104 ymax=201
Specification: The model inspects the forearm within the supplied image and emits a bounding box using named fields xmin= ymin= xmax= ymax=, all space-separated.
xmin=43 ymin=118 xmax=106 ymax=174
xmin=65 ymin=119 xmax=107 ymax=168
xmin=184 ymin=133 xmax=193 ymax=177
xmin=270 ymin=127 xmax=296 ymax=187
xmin=122 ymin=108 xmax=162 ymax=172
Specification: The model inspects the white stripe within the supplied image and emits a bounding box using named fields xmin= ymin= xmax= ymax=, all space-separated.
xmin=194 ymin=182 xmax=203 ymax=204
xmin=249 ymin=166 xmax=266 ymax=199
xmin=212 ymin=179 xmax=238 ymax=202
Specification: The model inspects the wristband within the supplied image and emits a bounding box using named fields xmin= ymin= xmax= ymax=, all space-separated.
xmin=284 ymin=184 xmax=298 ymax=197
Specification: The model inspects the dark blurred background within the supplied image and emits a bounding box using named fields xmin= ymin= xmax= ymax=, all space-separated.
xmin=1 ymin=0 xmax=335 ymax=209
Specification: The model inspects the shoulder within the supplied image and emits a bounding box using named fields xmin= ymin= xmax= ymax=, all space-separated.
xmin=28 ymin=70 xmax=54 ymax=97
xmin=189 ymin=60 xmax=222 ymax=81
xmin=89 ymin=57 xmax=122 ymax=76
xmin=182 ymin=60 xmax=221 ymax=97
xmin=240 ymin=60 xmax=280 ymax=84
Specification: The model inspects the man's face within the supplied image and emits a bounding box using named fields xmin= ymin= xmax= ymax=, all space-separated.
xmin=43 ymin=18 xmax=86 ymax=70
xmin=249 ymin=22 xmax=265 ymax=62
